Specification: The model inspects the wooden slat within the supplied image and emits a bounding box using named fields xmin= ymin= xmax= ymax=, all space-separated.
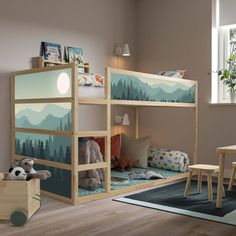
xmin=40 ymin=190 xmax=73 ymax=204
xmin=12 ymin=63 xmax=75 ymax=76
xmin=111 ymin=100 xmax=197 ymax=108
xmin=15 ymin=127 xmax=72 ymax=136
xmin=35 ymin=57 xmax=90 ymax=68
xmin=78 ymin=162 xmax=108 ymax=171
xmin=78 ymin=130 xmax=108 ymax=137
xmin=15 ymin=98 xmax=72 ymax=104
xmin=14 ymin=155 xmax=72 ymax=171
xmin=78 ymin=98 xmax=108 ymax=105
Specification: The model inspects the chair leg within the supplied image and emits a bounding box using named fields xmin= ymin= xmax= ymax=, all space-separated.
xmin=222 ymin=184 xmax=225 ymax=198
xmin=184 ymin=171 xmax=192 ymax=198
xmin=197 ymin=171 xmax=202 ymax=193
xmin=228 ymin=166 xmax=236 ymax=192
xmin=207 ymin=173 xmax=213 ymax=202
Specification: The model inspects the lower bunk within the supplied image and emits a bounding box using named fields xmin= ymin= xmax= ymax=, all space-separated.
xmin=77 ymin=167 xmax=188 ymax=204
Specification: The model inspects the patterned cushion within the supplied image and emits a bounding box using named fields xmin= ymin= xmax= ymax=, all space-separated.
xmin=148 ymin=148 xmax=189 ymax=173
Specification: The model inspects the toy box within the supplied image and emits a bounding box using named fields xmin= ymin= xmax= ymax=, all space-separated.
xmin=0 ymin=173 xmax=40 ymax=226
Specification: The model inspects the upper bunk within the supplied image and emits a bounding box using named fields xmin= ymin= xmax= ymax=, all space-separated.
xmin=12 ymin=63 xmax=198 ymax=108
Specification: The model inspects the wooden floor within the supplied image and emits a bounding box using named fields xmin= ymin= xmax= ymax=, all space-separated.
xmin=0 ymin=195 xmax=236 ymax=236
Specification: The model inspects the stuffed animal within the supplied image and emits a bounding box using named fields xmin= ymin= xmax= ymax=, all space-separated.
xmin=8 ymin=167 xmax=27 ymax=180
xmin=111 ymin=155 xmax=138 ymax=172
xmin=79 ymin=140 xmax=105 ymax=191
xmin=14 ymin=158 xmax=51 ymax=180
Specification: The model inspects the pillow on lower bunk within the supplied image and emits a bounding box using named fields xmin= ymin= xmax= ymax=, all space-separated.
xmin=148 ymin=148 xmax=189 ymax=173
xmin=90 ymin=134 xmax=121 ymax=158
xmin=121 ymin=133 xmax=151 ymax=168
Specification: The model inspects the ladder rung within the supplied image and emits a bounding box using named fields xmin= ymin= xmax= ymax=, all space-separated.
xmin=78 ymin=130 xmax=108 ymax=137
xmin=78 ymin=98 xmax=108 ymax=105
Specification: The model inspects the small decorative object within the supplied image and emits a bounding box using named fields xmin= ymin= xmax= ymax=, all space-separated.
xmin=115 ymin=113 xmax=130 ymax=126
xmin=8 ymin=167 xmax=27 ymax=180
xmin=41 ymin=41 xmax=62 ymax=62
xmin=217 ymin=41 xmax=236 ymax=102
xmin=65 ymin=46 xmax=84 ymax=73
xmin=15 ymin=158 xmax=51 ymax=180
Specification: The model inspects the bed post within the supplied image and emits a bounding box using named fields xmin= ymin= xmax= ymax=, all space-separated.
xmin=105 ymin=67 xmax=111 ymax=193
xmin=10 ymin=73 xmax=15 ymax=166
xmin=193 ymin=82 xmax=198 ymax=164
xmin=71 ymin=63 xmax=79 ymax=204
xmin=135 ymin=107 xmax=139 ymax=139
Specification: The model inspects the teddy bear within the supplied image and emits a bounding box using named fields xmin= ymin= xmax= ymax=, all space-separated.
xmin=79 ymin=140 xmax=105 ymax=191
xmin=111 ymin=155 xmax=138 ymax=172
xmin=8 ymin=167 xmax=27 ymax=180
xmin=14 ymin=158 xmax=51 ymax=180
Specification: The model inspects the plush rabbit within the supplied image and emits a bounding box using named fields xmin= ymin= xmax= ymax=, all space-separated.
xmin=79 ymin=140 xmax=105 ymax=191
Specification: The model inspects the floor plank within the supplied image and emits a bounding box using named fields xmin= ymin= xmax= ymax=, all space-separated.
xmin=0 ymin=196 xmax=235 ymax=236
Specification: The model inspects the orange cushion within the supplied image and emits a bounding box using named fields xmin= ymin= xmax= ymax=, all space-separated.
xmin=90 ymin=134 xmax=121 ymax=158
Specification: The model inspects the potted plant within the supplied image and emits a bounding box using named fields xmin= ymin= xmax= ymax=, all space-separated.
xmin=217 ymin=42 xmax=236 ymax=102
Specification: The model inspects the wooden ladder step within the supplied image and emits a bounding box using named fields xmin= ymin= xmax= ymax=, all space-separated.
xmin=78 ymin=98 xmax=108 ymax=105
xmin=78 ymin=130 xmax=108 ymax=137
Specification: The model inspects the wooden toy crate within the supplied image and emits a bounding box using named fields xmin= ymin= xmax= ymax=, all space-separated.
xmin=0 ymin=173 xmax=40 ymax=225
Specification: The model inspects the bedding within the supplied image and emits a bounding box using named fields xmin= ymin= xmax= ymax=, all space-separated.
xmin=157 ymin=70 xmax=186 ymax=78
xmin=148 ymin=148 xmax=189 ymax=173
xmin=78 ymin=73 xmax=104 ymax=87
xmin=78 ymin=86 xmax=105 ymax=98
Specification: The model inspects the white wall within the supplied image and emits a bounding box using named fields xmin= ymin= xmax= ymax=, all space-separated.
xmin=136 ymin=0 xmax=236 ymax=174
xmin=219 ymin=0 xmax=236 ymax=26
xmin=0 ymin=0 xmax=136 ymax=171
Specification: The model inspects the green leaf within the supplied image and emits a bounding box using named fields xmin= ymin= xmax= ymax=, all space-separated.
xmin=229 ymin=53 xmax=235 ymax=61
xmin=223 ymin=70 xmax=230 ymax=78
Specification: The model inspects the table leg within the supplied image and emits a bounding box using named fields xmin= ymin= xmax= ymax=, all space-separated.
xmin=184 ymin=171 xmax=192 ymax=198
xmin=197 ymin=171 xmax=202 ymax=193
xmin=216 ymin=152 xmax=225 ymax=208
xmin=207 ymin=173 xmax=213 ymax=202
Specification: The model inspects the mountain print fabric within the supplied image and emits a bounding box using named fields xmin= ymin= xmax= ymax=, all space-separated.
xmin=148 ymin=148 xmax=189 ymax=173
xmin=111 ymin=73 xmax=196 ymax=103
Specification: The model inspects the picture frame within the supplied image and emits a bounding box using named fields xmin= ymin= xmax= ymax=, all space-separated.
xmin=41 ymin=41 xmax=62 ymax=62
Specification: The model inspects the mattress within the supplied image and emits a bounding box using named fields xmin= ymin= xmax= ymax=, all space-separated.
xmin=78 ymin=86 xmax=105 ymax=99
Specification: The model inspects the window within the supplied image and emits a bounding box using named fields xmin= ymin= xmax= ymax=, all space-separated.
xmin=217 ymin=26 xmax=236 ymax=102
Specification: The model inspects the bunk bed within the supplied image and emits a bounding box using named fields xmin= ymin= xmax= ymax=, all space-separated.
xmin=11 ymin=63 xmax=198 ymax=205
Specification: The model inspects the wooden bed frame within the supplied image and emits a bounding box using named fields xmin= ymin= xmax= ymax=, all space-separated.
xmin=11 ymin=63 xmax=198 ymax=205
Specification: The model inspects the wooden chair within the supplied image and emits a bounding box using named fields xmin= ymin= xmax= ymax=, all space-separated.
xmin=228 ymin=162 xmax=236 ymax=191
xmin=184 ymin=164 xmax=225 ymax=202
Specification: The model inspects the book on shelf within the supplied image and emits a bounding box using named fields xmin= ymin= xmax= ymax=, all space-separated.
xmin=128 ymin=171 xmax=165 ymax=180
xmin=65 ymin=46 xmax=84 ymax=73
xmin=41 ymin=41 xmax=62 ymax=62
